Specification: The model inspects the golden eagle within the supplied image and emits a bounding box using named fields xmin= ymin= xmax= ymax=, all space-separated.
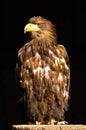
xmin=16 ymin=16 xmax=70 ymax=124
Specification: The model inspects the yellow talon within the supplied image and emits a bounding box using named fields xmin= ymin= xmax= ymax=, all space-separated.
xmin=36 ymin=121 xmax=45 ymax=125
xmin=48 ymin=118 xmax=57 ymax=125
xmin=57 ymin=121 xmax=68 ymax=125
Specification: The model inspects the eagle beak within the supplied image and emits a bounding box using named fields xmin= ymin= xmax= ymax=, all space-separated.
xmin=24 ymin=23 xmax=40 ymax=33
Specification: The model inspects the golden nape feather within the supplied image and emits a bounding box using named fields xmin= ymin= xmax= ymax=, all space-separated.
xmin=16 ymin=16 xmax=70 ymax=124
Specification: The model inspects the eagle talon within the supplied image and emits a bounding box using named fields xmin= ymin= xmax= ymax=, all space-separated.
xmin=36 ymin=121 xmax=45 ymax=125
xmin=48 ymin=118 xmax=68 ymax=125
xmin=48 ymin=118 xmax=57 ymax=125
xmin=57 ymin=121 xmax=68 ymax=125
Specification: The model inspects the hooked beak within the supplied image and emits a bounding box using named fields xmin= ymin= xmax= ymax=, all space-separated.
xmin=24 ymin=23 xmax=40 ymax=33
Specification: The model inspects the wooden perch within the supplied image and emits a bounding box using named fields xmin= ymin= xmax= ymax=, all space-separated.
xmin=12 ymin=124 xmax=86 ymax=130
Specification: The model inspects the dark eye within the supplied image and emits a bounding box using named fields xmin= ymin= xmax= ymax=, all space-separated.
xmin=38 ymin=23 xmax=45 ymax=28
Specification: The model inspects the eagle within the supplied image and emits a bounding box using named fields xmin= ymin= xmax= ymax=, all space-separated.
xmin=16 ymin=16 xmax=70 ymax=124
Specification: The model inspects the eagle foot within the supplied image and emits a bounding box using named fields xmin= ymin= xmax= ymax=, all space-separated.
xmin=48 ymin=118 xmax=68 ymax=125
xmin=57 ymin=121 xmax=68 ymax=125
xmin=36 ymin=121 xmax=45 ymax=125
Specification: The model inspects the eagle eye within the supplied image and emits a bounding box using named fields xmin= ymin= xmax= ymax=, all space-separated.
xmin=38 ymin=23 xmax=45 ymax=29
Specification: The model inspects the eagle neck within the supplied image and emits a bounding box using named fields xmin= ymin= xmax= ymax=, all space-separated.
xmin=30 ymin=38 xmax=57 ymax=57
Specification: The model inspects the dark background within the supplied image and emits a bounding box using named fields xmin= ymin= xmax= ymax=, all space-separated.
xmin=2 ymin=1 xmax=86 ymax=130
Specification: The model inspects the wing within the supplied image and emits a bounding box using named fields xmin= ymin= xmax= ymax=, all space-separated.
xmin=44 ymin=44 xmax=70 ymax=112
xmin=53 ymin=44 xmax=70 ymax=108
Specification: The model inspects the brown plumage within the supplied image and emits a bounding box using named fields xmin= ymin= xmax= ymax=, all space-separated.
xmin=16 ymin=16 xmax=70 ymax=124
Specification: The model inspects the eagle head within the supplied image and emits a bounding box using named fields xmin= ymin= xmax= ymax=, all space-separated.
xmin=24 ymin=16 xmax=57 ymax=41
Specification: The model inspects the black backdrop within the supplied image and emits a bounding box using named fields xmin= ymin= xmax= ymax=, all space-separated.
xmin=2 ymin=1 xmax=86 ymax=130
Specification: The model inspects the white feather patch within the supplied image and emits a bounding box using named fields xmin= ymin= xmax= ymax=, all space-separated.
xmin=63 ymin=90 xmax=69 ymax=98
xmin=52 ymin=85 xmax=60 ymax=93
xmin=65 ymin=64 xmax=69 ymax=70
xmin=49 ymin=50 xmax=53 ymax=55
xmin=56 ymin=85 xmax=60 ymax=92
xmin=44 ymin=66 xmax=50 ymax=79
xmin=33 ymin=65 xmax=50 ymax=79
xmin=55 ymin=85 xmax=60 ymax=92
xmin=33 ymin=67 xmax=43 ymax=74
xmin=61 ymin=58 xmax=65 ymax=63
xmin=61 ymin=57 xmax=69 ymax=70
xmin=35 ymin=52 xmax=41 ymax=58
xmin=49 ymin=50 xmax=60 ymax=65
xmin=58 ymin=73 xmax=63 ymax=82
